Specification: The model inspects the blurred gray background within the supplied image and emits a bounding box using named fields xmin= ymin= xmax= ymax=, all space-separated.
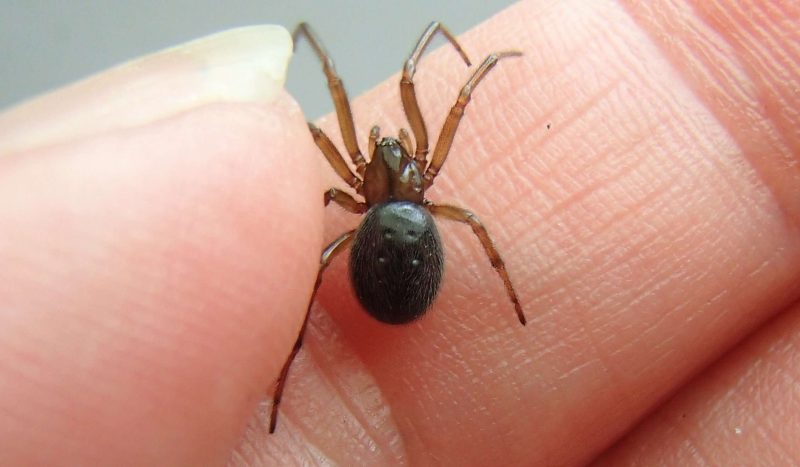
xmin=1 ymin=1 xmax=516 ymax=118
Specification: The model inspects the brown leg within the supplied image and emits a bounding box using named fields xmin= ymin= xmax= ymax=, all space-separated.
xmin=427 ymin=202 xmax=526 ymax=325
xmin=398 ymin=128 xmax=414 ymax=155
xmin=368 ymin=125 xmax=380 ymax=158
xmin=308 ymin=123 xmax=363 ymax=193
xmin=325 ymin=188 xmax=368 ymax=214
xmin=424 ymin=51 xmax=522 ymax=189
xmin=269 ymin=230 xmax=355 ymax=433
xmin=294 ymin=23 xmax=366 ymax=175
xmin=400 ymin=22 xmax=471 ymax=164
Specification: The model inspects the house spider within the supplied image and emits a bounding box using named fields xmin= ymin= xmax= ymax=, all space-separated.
xmin=269 ymin=21 xmax=525 ymax=433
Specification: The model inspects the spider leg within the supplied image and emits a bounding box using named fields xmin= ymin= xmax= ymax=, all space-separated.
xmin=325 ymin=188 xmax=368 ymax=214
xmin=401 ymin=22 xmax=471 ymax=164
xmin=294 ymin=23 xmax=366 ymax=176
xmin=269 ymin=229 xmax=355 ymax=433
xmin=398 ymin=128 xmax=414 ymax=155
xmin=427 ymin=202 xmax=526 ymax=325
xmin=368 ymin=125 xmax=380 ymax=159
xmin=424 ymin=51 xmax=521 ymax=189
xmin=308 ymin=123 xmax=363 ymax=193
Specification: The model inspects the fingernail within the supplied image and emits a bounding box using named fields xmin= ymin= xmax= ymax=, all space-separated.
xmin=156 ymin=25 xmax=292 ymax=103
xmin=0 ymin=25 xmax=293 ymax=155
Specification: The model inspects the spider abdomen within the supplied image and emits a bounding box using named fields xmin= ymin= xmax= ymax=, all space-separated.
xmin=350 ymin=201 xmax=444 ymax=324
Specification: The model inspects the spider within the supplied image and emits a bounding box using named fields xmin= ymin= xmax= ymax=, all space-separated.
xmin=269 ymin=21 xmax=525 ymax=433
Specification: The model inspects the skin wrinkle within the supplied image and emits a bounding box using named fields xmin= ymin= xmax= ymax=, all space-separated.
xmin=393 ymin=321 xmax=510 ymax=464
xmin=536 ymin=179 xmax=678 ymax=308
xmin=269 ymin=358 xmax=337 ymax=466
xmin=593 ymin=190 xmax=682 ymax=306
xmin=450 ymin=102 xmax=514 ymax=192
xmin=596 ymin=306 xmax=800 ymax=465
xmin=319 ymin=299 xmax=412 ymax=464
xmin=579 ymin=307 xmax=634 ymax=407
xmin=301 ymin=319 xmax=405 ymax=466
xmin=621 ymin=106 xmax=751 ymax=219
xmin=612 ymin=174 xmax=724 ymax=268
xmin=705 ymin=0 xmax=800 ymax=150
xmin=609 ymin=273 xmax=705 ymax=362
xmin=291 ymin=417 xmax=329 ymax=466
xmin=684 ymin=426 xmax=715 ymax=466
xmin=594 ymin=257 xmax=713 ymax=372
xmin=587 ymin=187 xmax=685 ymax=325
xmin=390 ymin=372 xmax=434 ymax=464
xmin=714 ymin=373 xmax=787 ymax=464
xmin=674 ymin=124 xmax=764 ymax=228
xmin=298 ymin=350 xmax=373 ymax=464
xmin=291 ymin=433 xmax=330 ymax=467
xmin=606 ymin=39 xmax=761 ymax=228
xmin=305 ymin=334 xmax=373 ymax=439
xmin=754 ymin=427 xmax=795 ymax=466
xmin=297 ymin=335 xmax=373 ymax=464
xmin=621 ymin=0 xmax=800 ymax=227
xmin=528 ymin=79 xmax=627 ymax=205
xmin=767 ymin=362 xmax=800 ymax=448
xmin=536 ymin=324 xmax=595 ymax=385
xmin=540 ymin=117 xmax=656 ymax=230
xmin=752 ymin=384 xmax=794 ymax=462
xmin=602 ymin=286 xmax=685 ymax=379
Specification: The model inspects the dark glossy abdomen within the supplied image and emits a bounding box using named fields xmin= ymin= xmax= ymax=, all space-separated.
xmin=350 ymin=201 xmax=444 ymax=324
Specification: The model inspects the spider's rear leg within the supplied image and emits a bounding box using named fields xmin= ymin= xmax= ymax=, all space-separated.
xmin=427 ymin=202 xmax=526 ymax=325
xmin=269 ymin=229 xmax=355 ymax=433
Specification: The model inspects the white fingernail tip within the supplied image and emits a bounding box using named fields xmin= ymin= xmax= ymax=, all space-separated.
xmin=0 ymin=25 xmax=292 ymax=155
xmin=170 ymin=25 xmax=292 ymax=103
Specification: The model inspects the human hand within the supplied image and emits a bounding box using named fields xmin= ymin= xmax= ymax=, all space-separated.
xmin=2 ymin=1 xmax=799 ymax=465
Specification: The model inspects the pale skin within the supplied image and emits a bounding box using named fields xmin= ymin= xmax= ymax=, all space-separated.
xmin=0 ymin=1 xmax=799 ymax=465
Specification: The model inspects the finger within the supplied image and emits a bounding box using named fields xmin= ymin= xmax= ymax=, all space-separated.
xmin=245 ymin=1 xmax=800 ymax=466
xmin=595 ymin=303 xmax=800 ymax=465
xmin=0 ymin=29 xmax=324 ymax=466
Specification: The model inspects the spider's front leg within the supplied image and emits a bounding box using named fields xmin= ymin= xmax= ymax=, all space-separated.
xmin=425 ymin=51 xmax=521 ymax=189
xmin=400 ymin=21 xmax=471 ymax=164
xmin=325 ymin=188 xmax=367 ymax=214
xmin=294 ymin=23 xmax=366 ymax=176
xmin=307 ymin=123 xmax=364 ymax=194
